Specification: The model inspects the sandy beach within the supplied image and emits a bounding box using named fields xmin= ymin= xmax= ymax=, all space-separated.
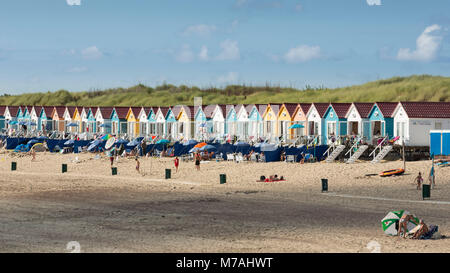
xmin=0 ymin=151 xmax=449 ymax=253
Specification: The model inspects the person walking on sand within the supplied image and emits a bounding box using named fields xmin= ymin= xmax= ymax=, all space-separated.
xmin=415 ymin=172 xmax=423 ymax=190
xmin=31 ymin=147 xmax=36 ymax=161
xmin=397 ymin=213 xmax=416 ymax=238
xmin=135 ymin=156 xmax=140 ymax=173
xmin=174 ymin=156 xmax=179 ymax=173
xmin=194 ymin=152 xmax=200 ymax=171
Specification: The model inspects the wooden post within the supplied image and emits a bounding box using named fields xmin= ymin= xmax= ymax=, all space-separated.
xmin=402 ymin=140 xmax=406 ymax=171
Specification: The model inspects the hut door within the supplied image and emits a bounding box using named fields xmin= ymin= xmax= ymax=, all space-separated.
xmin=363 ymin=121 xmax=371 ymax=141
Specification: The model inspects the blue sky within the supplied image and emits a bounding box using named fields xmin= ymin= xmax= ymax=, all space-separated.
xmin=0 ymin=0 xmax=449 ymax=94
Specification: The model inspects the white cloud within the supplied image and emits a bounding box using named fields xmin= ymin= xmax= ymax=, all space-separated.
xmin=183 ymin=24 xmax=217 ymax=36
xmin=176 ymin=44 xmax=194 ymax=63
xmin=284 ymin=45 xmax=321 ymax=63
xmin=366 ymin=0 xmax=381 ymax=6
xmin=217 ymin=72 xmax=239 ymax=84
xmin=199 ymin=46 xmax=209 ymax=61
xmin=397 ymin=24 xmax=442 ymax=62
xmin=66 ymin=0 xmax=81 ymax=6
xmin=216 ymin=39 xmax=240 ymax=61
xmin=81 ymin=46 xmax=102 ymax=60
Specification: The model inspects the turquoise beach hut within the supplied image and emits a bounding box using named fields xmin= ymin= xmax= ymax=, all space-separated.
xmin=367 ymin=102 xmax=397 ymax=143
xmin=322 ymin=103 xmax=351 ymax=145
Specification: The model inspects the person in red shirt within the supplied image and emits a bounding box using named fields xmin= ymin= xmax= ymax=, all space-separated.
xmin=174 ymin=156 xmax=179 ymax=173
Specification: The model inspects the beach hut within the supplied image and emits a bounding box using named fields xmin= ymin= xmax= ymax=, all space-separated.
xmin=168 ymin=105 xmax=183 ymax=140
xmin=305 ymin=103 xmax=329 ymax=144
xmin=85 ymin=107 xmax=97 ymax=134
xmin=39 ymin=106 xmax=54 ymax=133
xmin=0 ymin=106 xmax=6 ymax=131
xmin=51 ymin=106 xmax=66 ymax=133
xmin=126 ymin=107 xmax=141 ymax=138
xmin=262 ymin=104 xmax=281 ymax=142
xmin=235 ymin=104 xmax=251 ymax=140
xmin=29 ymin=106 xmax=40 ymax=132
xmin=194 ymin=105 xmax=211 ymax=140
xmin=95 ymin=107 xmax=114 ymax=135
xmin=367 ymin=102 xmax=397 ymax=142
xmin=345 ymin=103 xmax=374 ymax=141
xmin=147 ymin=107 xmax=157 ymax=136
xmin=210 ymin=105 xmax=227 ymax=139
xmin=224 ymin=105 xmax=238 ymax=139
xmin=176 ymin=105 xmax=196 ymax=140
xmin=111 ymin=107 xmax=129 ymax=136
xmin=4 ymin=106 xmax=20 ymax=132
xmin=392 ymin=102 xmax=450 ymax=146
xmin=322 ymin=103 xmax=351 ymax=144
xmin=137 ymin=107 xmax=150 ymax=137
xmin=63 ymin=106 xmax=77 ymax=133
xmin=291 ymin=103 xmax=311 ymax=139
xmin=155 ymin=106 xmax=170 ymax=137
xmin=277 ymin=103 xmax=299 ymax=141
xmin=70 ymin=107 xmax=82 ymax=133
xmin=248 ymin=104 xmax=266 ymax=140
xmin=80 ymin=107 xmax=88 ymax=133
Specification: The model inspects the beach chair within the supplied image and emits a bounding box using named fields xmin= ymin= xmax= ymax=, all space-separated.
xmin=259 ymin=155 xmax=266 ymax=163
xmin=236 ymin=154 xmax=244 ymax=163
xmin=250 ymin=153 xmax=257 ymax=162
xmin=216 ymin=153 xmax=223 ymax=161
xmin=227 ymin=153 xmax=234 ymax=161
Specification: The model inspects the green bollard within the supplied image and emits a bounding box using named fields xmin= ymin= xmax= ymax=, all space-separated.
xmin=11 ymin=162 xmax=17 ymax=171
xmin=112 ymin=167 xmax=117 ymax=175
xmin=423 ymin=184 xmax=430 ymax=200
xmin=321 ymin=178 xmax=328 ymax=192
xmin=220 ymin=174 xmax=226 ymax=184
xmin=165 ymin=169 xmax=171 ymax=179
xmin=62 ymin=164 xmax=67 ymax=173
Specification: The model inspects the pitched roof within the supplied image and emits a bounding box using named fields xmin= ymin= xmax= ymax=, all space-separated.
xmin=399 ymin=102 xmax=450 ymax=118
xmin=330 ymin=103 xmax=352 ymax=118
xmin=203 ymin=104 xmax=217 ymax=118
xmin=0 ymin=106 xmax=6 ymax=116
xmin=41 ymin=106 xmax=54 ymax=117
xmin=298 ymin=103 xmax=311 ymax=114
xmin=268 ymin=103 xmax=282 ymax=116
xmin=171 ymin=105 xmax=182 ymax=117
xmin=130 ymin=107 xmax=141 ymax=117
xmin=283 ymin=103 xmax=298 ymax=117
xmin=375 ymin=102 xmax=398 ymax=117
xmin=7 ymin=106 xmax=20 ymax=117
xmin=114 ymin=106 xmax=129 ymax=119
xmin=218 ymin=104 xmax=228 ymax=117
xmin=352 ymin=103 xmax=374 ymax=118
xmin=66 ymin=106 xmax=76 ymax=117
xmin=256 ymin=104 xmax=267 ymax=116
xmin=97 ymin=107 xmax=114 ymax=118
xmin=311 ymin=103 xmax=330 ymax=117
xmin=53 ymin=106 xmax=66 ymax=117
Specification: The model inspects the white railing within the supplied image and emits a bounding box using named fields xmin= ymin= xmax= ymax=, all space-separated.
xmin=369 ymin=135 xmax=389 ymax=159
xmin=345 ymin=136 xmax=362 ymax=158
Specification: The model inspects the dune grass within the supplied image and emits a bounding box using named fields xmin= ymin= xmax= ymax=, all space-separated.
xmin=1 ymin=74 xmax=449 ymax=107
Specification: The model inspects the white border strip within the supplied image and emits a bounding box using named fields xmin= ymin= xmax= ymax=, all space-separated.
xmin=325 ymin=192 xmax=450 ymax=205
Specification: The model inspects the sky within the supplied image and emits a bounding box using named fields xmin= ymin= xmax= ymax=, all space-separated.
xmin=0 ymin=0 xmax=450 ymax=94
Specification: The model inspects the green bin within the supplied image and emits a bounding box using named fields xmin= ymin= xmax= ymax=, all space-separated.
xmin=62 ymin=164 xmax=67 ymax=173
xmin=112 ymin=167 xmax=117 ymax=175
xmin=165 ymin=169 xmax=171 ymax=179
xmin=321 ymin=178 xmax=328 ymax=192
xmin=220 ymin=174 xmax=226 ymax=184
xmin=423 ymin=184 xmax=430 ymax=200
xmin=11 ymin=162 xmax=17 ymax=171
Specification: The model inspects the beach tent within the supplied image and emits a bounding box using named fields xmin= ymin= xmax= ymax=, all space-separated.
xmin=381 ymin=210 xmax=419 ymax=236
xmin=32 ymin=143 xmax=47 ymax=152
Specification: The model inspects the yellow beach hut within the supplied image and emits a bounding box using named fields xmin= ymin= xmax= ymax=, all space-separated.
xmin=262 ymin=104 xmax=281 ymax=142
xmin=126 ymin=107 xmax=141 ymax=138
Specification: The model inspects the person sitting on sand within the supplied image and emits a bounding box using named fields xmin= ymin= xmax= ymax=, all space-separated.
xmin=174 ymin=156 xmax=179 ymax=173
xmin=412 ymin=219 xmax=429 ymax=239
xmin=415 ymin=172 xmax=423 ymax=190
xmin=397 ymin=213 xmax=416 ymax=238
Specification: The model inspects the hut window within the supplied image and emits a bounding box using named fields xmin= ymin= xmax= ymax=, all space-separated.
xmin=435 ymin=122 xmax=442 ymax=129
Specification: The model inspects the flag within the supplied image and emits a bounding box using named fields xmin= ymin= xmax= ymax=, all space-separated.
xmin=429 ymin=158 xmax=435 ymax=189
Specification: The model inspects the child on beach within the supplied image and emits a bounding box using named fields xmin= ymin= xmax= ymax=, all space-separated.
xmin=415 ymin=172 xmax=423 ymax=190
xmin=135 ymin=157 xmax=140 ymax=173
xmin=194 ymin=152 xmax=200 ymax=171
xmin=174 ymin=156 xmax=179 ymax=173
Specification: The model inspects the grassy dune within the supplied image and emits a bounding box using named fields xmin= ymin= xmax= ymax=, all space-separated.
xmin=1 ymin=75 xmax=449 ymax=106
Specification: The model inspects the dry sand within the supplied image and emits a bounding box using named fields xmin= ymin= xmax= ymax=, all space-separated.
xmin=0 ymin=151 xmax=449 ymax=253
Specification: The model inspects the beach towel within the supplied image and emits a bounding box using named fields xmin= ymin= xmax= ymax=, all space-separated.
xmin=420 ymin=225 xmax=439 ymax=240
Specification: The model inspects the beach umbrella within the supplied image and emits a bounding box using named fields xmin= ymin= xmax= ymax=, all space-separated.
xmin=64 ymin=139 xmax=75 ymax=146
xmin=100 ymin=134 xmax=111 ymax=140
xmin=115 ymin=139 xmax=128 ymax=144
xmin=381 ymin=210 xmax=419 ymax=236
xmin=27 ymin=139 xmax=40 ymax=145
xmin=156 ymin=139 xmax=170 ymax=144
xmin=8 ymin=120 xmax=18 ymax=125
xmin=234 ymin=141 xmax=250 ymax=147
xmin=66 ymin=123 xmax=78 ymax=127
xmin=189 ymin=147 xmax=201 ymax=153
xmin=200 ymin=144 xmax=216 ymax=151
xmin=260 ymin=143 xmax=278 ymax=152
xmin=36 ymin=136 xmax=48 ymax=141
xmin=127 ymin=139 xmax=140 ymax=147
xmin=19 ymin=121 xmax=27 ymax=126
xmin=183 ymin=139 xmax=198 ymax=146
xmin=194 ymin=142 xmax=207 ymax=148
xmin=288 ymin=124 xmax=304 ymax=129
xmin=99 ymin=124 xmax=111 ymax=128
xmin=31 ymin=143 xmax=46 ymax=152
